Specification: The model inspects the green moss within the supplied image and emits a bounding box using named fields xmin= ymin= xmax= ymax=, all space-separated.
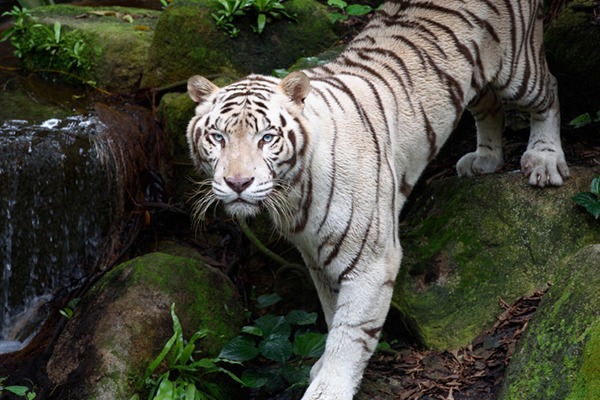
xmin=498 ymin=245 xmax=600 ymax=400
xmin=158 ymin=92 xmax=196 ymax=162
xmin=567 ymin=321 xmax=600 ymax=400
xmin=123 ymin=252 xmax=241 ymax=354
xmin=393 ymin=172 xmax=600 ymax=349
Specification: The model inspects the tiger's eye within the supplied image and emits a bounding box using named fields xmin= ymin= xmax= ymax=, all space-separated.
xmin=262 ymin=134 xmax=273 ymax=142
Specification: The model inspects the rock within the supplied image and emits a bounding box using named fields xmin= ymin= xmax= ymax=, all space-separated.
xmin=498 ymin=244 xmax=600 ymax=399
xmin=391 ymin=168 xmax=600 ymax=350
xmin=544 ymin=0 xmax=600 ymax=119
xmin=46 ymin=248 xmax=245 ymax=400
xmin=141 ymin=0 xmax=337 ymax=89
xmin=17 ymin=5 xmax=161 ymax=92
xmin=158 ymin=91 xmax=196 ymax=163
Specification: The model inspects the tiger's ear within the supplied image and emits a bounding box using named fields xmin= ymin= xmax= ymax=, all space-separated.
xmin=279 ymin=71 xmax=311 ymax=107
xmin=187 ymin=75 xmax=219 ymax=104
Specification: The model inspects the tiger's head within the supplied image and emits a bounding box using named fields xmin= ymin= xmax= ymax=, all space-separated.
xmin=186 ymin=72 xmax=312 ymax=220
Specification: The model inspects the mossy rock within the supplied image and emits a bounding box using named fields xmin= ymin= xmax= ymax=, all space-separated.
xmin=499 ymin=244 xmax=600 ymax=400
xmin=391 ymin=168 xmax=600 ymax=349
xmin=46 ymin=248 xmax=244 ymax=400
xmin=141 ymin=0 xmax=337 ymax=88
xmin=544 ymin=0 xmax=600 ymax=119
xmin=159 ymin=91 xmax=196 ymax=162
xmin=20 ymin=5 xmax=160 ymax=92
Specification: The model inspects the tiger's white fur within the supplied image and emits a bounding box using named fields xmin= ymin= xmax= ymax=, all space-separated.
xmin=186 ymin=0 xmax=569 ymax=398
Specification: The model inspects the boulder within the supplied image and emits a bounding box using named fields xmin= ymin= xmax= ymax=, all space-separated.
xmin=544 ymin=0 xmax=600 ymax=119
xmin=498 ymin=244 xmax=600 ymax=400
xmin=45 ymin=248 xmax=245 ymax=400
xmin=17 ymin=5 xmax=161 ymax=92
xmin=141 ymin=0 xmax=337 ymax=89
xmin=391 ymin=168 xmax=600 ymax=349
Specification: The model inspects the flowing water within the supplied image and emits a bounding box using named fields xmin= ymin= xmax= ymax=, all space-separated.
xmin=0 ymin=75 xmax=116 ymax=352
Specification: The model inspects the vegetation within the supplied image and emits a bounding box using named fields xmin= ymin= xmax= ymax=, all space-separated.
xmin=132 ymin=304 xmax=244 ymax=400
xmin=218 ymin=294 xmax=326 ymax=394
xmin=133 ymin=298 xmax=325 ymax=400
xmin=0 ymin=378 xmax=37 ymax=400
xmin=568 ymin=111 xmax=600 ymax=129
xmin=573 ymin=175 xmax=600 ymax=219
xmin=59 ymin=298 xmax=80 ymax=319
xmin=0 ymin=6 xmax=95 ymax=86
xmin=211 ymin=0 xmax=297 ymax=37
xmin=326 ymin=0 xmax=373 ymax=22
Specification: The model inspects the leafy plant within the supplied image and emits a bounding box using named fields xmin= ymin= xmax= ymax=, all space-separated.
xmin=218 ymin=297 xmax=326 ymax=393
xmin=250 ymin=0 xmax=297 ymax=34
xmin=573 ymin=175 xmax=600 ymax=219
xmin=0 ymin=6 xmax=33 ymax=58
xmin=16 ymin=0 xmax=54 ymax=8
xmin=59 ymin=297 xmax=80 ymax=319
xmin=1 ymin=6 xmax=95 ymax=86
xmin=327 ymin=0 xmax=372 ymax=23
xmin=211 ymin=0 xmax=248 ymax=37
xmin=133 ymin=304 xmax=245 ymax=400
xmin=568 ymin=111 xmax=600 ymax=129
xmin=0 ymin=378 xmax=37 ymax=400
xmin=211 ymin=0 xmax=296 ymax=37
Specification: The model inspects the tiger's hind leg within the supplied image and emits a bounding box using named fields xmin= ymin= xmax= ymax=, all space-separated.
xmin=520 ymin=73 xmax=570 ymax=187
xmin=457 ymin=86 xmax=505 ymax=177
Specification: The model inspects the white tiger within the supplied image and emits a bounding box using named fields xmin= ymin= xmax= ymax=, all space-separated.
xmin=186 ymin=0 xmax=569 ymax=398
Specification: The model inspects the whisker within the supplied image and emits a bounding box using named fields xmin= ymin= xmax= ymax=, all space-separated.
xmin=187 ymin=177 xmax=218 ymax=232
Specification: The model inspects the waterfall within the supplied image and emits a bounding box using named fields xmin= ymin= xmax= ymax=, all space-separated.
xmin=0 ymin=115 xmax=114 ymax=353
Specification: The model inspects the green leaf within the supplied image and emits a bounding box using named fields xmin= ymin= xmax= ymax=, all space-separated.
xmin=53 ymin=21 xmax=61 ymax=43
xmin=286 ymin=310 xmax=317 ymax=325
xmin=327 ymin=0 xmax=347 ymax=10
xmin=590 ymin=176 xmax=600 ymax=196
xmin=154 ymin=377 xmax=176 ymax=400
xmin=569 ymin=113 xmax=592 ymax=128
xmin=257 ymin=293 xmax=281 ymax=309
xmin=292 ymin=332 xmax=326 ymax=358
xmin=327 ymin=12 xmax=347 ymax=23
xmin=272 ymin=68 xmax=289 ymax=78
xmin=59 ymin=308 xmax=73 ymax=318
xmin=573 ymin=192 xmax=600 ymax=219
xmin=281 ymin=364 xmax=311 ymax=386
xmin=169 ymin=304 xmax=185 ymax=365
xmin=190 ymin=357 xmax=216 ymax=370
xmin=254 ymin=315 xmax=291 ymax=338
xmin=219 ymin=336 xmax=260 ymax=362
xmin=5 ymin=386 xmax=29 ymax=396
xmin=184 ymin=382 xmax=197 ymax=400
xmin=345 ymin=4 xmax=372 ymax=15
xmin=241 ymin=325 xmax=263 ymax=336
xmin=241 ymin=369 xmax=269 ymax=388
xmin=259 ymin=335 xmax=293 ymax=363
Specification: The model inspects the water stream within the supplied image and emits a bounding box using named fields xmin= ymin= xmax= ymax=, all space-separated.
xmin=0 ymin=109 xmax=115 ymax=353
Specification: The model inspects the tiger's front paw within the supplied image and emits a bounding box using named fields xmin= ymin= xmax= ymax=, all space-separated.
xmin=456 ymin=151 xmax=504 ymax=177
xmin=520 ymin=149 xmax=570 ymax=187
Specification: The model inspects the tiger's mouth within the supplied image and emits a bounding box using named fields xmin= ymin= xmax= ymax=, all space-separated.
xmin=224 ymin=198 xmax=262 ymax=217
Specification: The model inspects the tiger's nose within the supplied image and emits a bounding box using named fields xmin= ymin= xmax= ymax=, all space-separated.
xmin=225 ymin=176 xmax=255 ymax=193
